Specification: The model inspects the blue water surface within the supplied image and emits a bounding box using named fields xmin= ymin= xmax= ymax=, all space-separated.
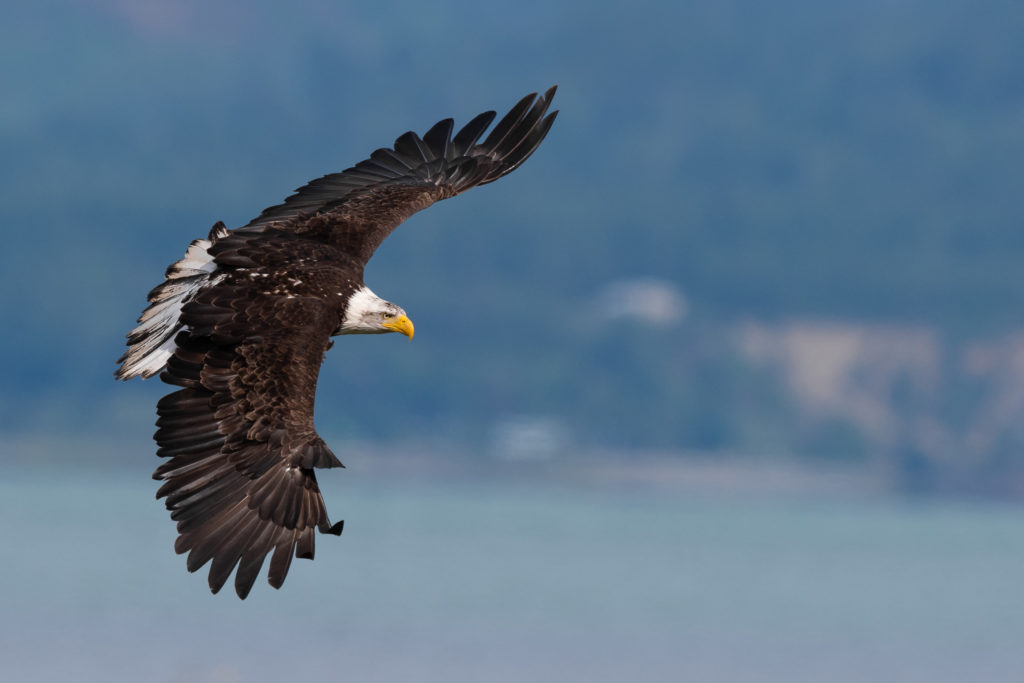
xmin=2 ymin=466 xmax=1023 ymax=682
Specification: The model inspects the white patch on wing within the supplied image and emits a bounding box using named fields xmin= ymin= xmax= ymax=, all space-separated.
xmin=167 ymin=238 xmax=218 ymax=278
xmin=117 ymin=236 xmax=224 ymax=380
xmin=125 ymin=335 xmax=178 ymax=379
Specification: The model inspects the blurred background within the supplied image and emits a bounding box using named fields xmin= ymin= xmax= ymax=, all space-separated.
xmin=3 ymin=0 xmax=1024 ymax=681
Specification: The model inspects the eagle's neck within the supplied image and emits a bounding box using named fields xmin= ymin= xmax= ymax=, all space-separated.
xmin=337 ymin=286 xmax=386 ymax=335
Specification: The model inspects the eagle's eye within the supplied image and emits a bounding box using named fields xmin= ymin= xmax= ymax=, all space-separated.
xmin=382 ymin=311 xmax=394 ymax=319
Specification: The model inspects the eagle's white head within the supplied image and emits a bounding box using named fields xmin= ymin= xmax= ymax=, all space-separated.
xmin=340 ymin=286 xmax=415 ymax=338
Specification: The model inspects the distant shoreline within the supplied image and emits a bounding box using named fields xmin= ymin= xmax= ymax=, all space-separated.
xmin=7 ymin=432 xmax=1023 ymax=502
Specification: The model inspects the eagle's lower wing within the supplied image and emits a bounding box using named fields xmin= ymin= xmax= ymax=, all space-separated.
xmin=154 ymin=288 xmax=343 ymax=599
xmin=240 ymin=86 xmax=559 ymax=265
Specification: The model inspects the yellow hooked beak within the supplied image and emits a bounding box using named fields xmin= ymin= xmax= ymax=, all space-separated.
xmin=382 ymin=314 xmax=415 ymax=340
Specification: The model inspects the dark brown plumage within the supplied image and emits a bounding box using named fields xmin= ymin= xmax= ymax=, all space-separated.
xmin=117 ymin=87 xmax=558 ymax=598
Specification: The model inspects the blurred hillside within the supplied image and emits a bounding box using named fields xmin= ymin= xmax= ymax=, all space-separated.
xmin=2 ymin=0 xmax=1024 ymax=493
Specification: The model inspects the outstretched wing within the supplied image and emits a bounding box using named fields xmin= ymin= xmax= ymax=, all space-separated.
xmin=154 ymin=282 xmax=344 ymax=598
xmin=240 ymin=86 xmax=559 ymax=265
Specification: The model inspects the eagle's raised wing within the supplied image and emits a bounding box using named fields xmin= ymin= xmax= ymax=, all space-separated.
xmin=154 ymin=281 xmax=344 ymax=599
xmin=240 ymin=86 xmax=558 ymax=265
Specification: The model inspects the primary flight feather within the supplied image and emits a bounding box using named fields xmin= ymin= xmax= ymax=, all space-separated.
xmin=116 ymin=87 xmax=558 ymax=598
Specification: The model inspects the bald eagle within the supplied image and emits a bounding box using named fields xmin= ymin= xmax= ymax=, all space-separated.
xmin=116 ymin=88 xmax=558 ymax=598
